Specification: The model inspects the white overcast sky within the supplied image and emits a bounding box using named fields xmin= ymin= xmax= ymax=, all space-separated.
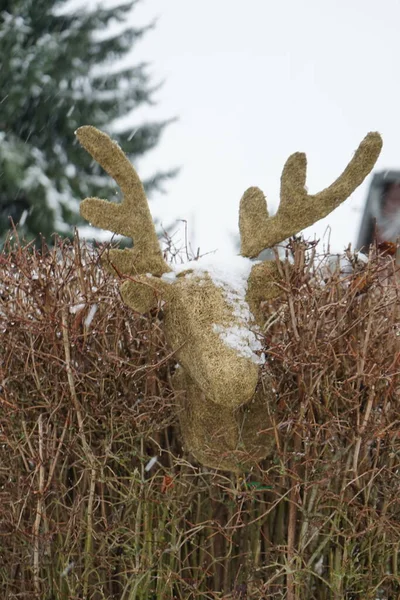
xmin=85 ymin=0 xmax=400 ymax=255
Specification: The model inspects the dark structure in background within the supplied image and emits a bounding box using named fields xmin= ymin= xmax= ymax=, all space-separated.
xmin=356 ymin=171 xmax=400 ymax=252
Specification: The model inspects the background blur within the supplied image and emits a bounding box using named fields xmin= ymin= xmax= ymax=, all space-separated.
xmin=5 ymin=0 xmax=400 ymax=254
xmin=114 ymin=0 xmax=400 ymax=255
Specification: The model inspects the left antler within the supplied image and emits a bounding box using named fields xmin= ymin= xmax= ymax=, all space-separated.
xmin=76 ymin=126 xmax=171 ymax=277
xmin=239 ymin=132 xmax=382 ymax=257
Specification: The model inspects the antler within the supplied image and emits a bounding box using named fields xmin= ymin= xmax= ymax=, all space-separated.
xmin=239 ymin=132 xmax=382 ymax=258
xmin=76 ymin=126 xmax=171 ymax=276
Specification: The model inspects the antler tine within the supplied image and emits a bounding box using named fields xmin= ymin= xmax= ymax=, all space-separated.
xmin=240 ymin=132 xmax=382 ymax=258
xmin=76 ymin=126 xmax=170 ymax=276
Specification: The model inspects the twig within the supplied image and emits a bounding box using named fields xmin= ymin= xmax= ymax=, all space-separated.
xmin=32 ymin=414 xmax=45 ymax=595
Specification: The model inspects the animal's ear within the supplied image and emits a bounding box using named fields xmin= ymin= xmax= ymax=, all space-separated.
xmin=120 ymin=276 xmax=170 ymax=314
xmin=246 ymin=261 xmax=284 ymax=324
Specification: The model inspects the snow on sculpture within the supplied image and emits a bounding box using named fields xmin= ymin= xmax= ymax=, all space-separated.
xmin=75 ymin=125 xmax=382 ymax=471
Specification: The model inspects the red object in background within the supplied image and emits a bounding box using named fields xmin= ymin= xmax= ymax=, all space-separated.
xmin=377 ymin=240 xmax=398 ymax=256
xmin=161 ymin=475 xmax=174 ymax=493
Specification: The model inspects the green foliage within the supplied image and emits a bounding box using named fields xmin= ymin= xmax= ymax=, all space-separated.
xmin=0 ymin=0 xmax=175 ymax=243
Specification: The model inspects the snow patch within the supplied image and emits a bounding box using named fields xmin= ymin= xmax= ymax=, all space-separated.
xmin=84 ymin=304 xmax=98 ymax=328
xmin=167 ymin=254 xmax=264 ymax=363
xmin=213 ymin=324 xmax=264 ymax=364
xmin=161 ymin=271 xmax=177 ymax=282
xmin=144 ymin=456 xmax=158 ymax=472
xmin=69 ymin=303 xmax=85 ymax=314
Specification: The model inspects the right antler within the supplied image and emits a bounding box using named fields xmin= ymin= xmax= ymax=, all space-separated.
xmin=239 ymin=132 xmax=382 ymax=258
xmin=76 ymin=126 xmax=171 ymax=277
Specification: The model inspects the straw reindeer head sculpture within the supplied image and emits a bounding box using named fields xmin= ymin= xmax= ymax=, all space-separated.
xmin=76 ymin=126 xmax=382 ymax=471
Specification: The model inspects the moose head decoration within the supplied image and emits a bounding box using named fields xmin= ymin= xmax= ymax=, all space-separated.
xmin=75 ymin=126 xmax=382 ymax=471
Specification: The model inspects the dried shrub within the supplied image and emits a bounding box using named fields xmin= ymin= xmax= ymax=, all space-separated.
xmin=0 ymin=235 xmax=399 ymax=600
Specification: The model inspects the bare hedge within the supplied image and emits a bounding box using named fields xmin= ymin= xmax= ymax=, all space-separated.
xmin=1 ymin=235 xmax=399 ymax=600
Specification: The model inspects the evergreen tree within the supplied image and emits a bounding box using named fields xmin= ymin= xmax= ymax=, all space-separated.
xmin=0 ymin=0 xmax=174 ymax=243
